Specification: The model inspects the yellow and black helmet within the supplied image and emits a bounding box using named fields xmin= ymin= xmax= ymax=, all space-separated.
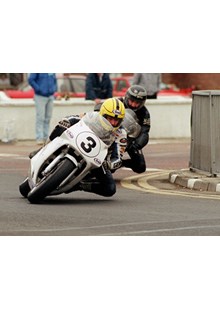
xmin=99 ymin=98 xmax=125 ymax=129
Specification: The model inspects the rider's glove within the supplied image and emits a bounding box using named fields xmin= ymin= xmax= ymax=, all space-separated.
xmin=102 ymin=160 xmax=111 ymax=170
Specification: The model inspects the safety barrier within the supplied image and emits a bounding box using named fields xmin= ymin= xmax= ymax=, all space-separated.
xmin=0 ymin=97 xmax=192 ymax=141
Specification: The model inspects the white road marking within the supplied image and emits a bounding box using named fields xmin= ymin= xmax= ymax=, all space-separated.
xmin=0 ymin=153 xmax=28 ymax=160
xmin=102 ymin=224 xmax=220 ymax=235
xmin=2 ymin=222 xmax=220 ymax=235
xmin=0 ymin=153 xmax=20 ymax=157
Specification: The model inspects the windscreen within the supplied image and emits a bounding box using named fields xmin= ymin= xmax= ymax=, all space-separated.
xmin=122 ymin=109 xmax=141 ymax=138
xmin=82 ymin=112 xmax=114 ymax=146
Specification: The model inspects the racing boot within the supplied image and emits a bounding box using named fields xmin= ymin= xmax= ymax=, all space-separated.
xmin=29 ymin=147 xmax=43 ymax=159
xmin=79 ymin=181 xmax=93 ymax=192
xmin=69 ymin=180 xmax=95 ymax=193
xmin=29 ymin=139 xmax=50 ymax=159
xmin=65 ymin=182 xmax=84 ymax=193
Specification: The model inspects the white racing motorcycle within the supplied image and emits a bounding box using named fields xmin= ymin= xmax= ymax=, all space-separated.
xmin=19 ymin=112 xmax=114 ymax=204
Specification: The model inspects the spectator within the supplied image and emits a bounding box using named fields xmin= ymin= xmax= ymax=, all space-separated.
xmin=132 ymin=73 xmax=161 ymax=99
xmin=85 ymin=73 xmax=113 ymax=110
xmin=0 ymin=73 xmax=10 ymax=87
xmin=28 ymin=73 xmax=57 ymax=145
xmin=9 ymin=73 xmax=23 ymax=87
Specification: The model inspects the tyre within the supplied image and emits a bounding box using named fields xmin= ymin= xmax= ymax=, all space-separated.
xmin=27 ymin=158 xmax=75 ymax=204
xmin=19 ymin=178 xmax=31 ymax=198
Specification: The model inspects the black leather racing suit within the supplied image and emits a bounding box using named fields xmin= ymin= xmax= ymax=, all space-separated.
xmin=118 ymin=97 xmax=151 ymax=173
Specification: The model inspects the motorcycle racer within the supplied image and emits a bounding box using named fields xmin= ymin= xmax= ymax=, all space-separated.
xmin=118 ymin=85 xmax=150 ymax=173
xmin=30 ymin=98 xmax=127 ymax=197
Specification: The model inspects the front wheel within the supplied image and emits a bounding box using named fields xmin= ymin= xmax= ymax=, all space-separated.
xmin=19 ymin=178 xmax=31 ymax=198
xmin=27 ymin=158 xmax=75 ymax=204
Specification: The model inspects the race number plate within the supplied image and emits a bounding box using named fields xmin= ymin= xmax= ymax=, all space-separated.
xmin=76 ymin=131 xmax=101 ymax=157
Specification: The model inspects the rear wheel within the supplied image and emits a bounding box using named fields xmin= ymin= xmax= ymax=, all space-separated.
xmin=27 ymin=158 xmax=75 ymax=204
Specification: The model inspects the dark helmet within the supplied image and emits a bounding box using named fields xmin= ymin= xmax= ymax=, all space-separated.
xmin=125 ymin=85 xmax=147 ymax=111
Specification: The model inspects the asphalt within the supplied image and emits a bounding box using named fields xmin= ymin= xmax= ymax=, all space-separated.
xmin=1 ymin=138 xmax=220 ymax=194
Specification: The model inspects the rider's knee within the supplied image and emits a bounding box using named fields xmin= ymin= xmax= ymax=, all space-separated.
xmin=132 ymin=161 xmax=146 ymax=173
xmin=103 ymin=183 xmax=116 ymax=197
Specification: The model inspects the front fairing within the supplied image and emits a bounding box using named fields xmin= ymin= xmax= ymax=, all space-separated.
xmin=82 ymin=112 xmax=115 ymax=146
xmin=122 ymin=109 xmax=141 ymax=138
xmin=28 ymin=115 xmax=110 ymax=187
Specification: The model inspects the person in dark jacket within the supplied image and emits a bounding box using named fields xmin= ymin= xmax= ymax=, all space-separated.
xmin=85 ymin=73 xmax=113 ymax=110
xmin=28 ymin=73 xmax=57 ymax=145
xmin=119 ymin=85 xmax=150 ymax=173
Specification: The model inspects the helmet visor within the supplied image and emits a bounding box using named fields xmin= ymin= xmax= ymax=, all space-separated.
xmin=127 ymin=98 xmax=145 ymax=109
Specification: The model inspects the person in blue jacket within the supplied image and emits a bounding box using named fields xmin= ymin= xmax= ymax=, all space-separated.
xmin=85 ymin=73 xmax=113 ymax=110
xmin=28 ymin=73 xmax=57 ymax=145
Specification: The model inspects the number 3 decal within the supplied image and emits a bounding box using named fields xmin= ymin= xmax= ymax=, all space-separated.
xmin=76 ymin=132 xmax=101 ymax=157
xmin=81 ymin=136 xmax=96 ymax=153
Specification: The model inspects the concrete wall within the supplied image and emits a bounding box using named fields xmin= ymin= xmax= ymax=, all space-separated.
xmin=0 ymin=97 xmax=192 ymax=141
